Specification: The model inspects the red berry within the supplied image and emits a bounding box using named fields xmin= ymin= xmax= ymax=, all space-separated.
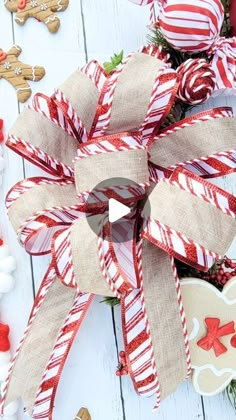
xmin=231 ymin=335 xmax=236 ymax=348
xmin=0 ymin=239 xmax=3 ymax=246
xmin=217 ymin=274 xmax=222 ymax=282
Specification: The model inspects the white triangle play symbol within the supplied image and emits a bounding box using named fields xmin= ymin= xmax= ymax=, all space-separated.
xmin=108 ymin=198 xmax=130 ymax=223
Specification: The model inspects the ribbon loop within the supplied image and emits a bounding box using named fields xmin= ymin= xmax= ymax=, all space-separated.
xmin=143 ymin=169 xmax=236 ymax=270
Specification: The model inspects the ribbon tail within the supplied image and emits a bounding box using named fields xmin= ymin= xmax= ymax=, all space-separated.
xmin=32 ymin=291 xmax=94 ymax=420
xmin=0 ymin=264 xmax=78 ymax=418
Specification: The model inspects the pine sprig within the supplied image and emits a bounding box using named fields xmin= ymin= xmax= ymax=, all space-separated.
xmin=227 ymin=380 xmax=236 ymax=410
xmin=101 ymin=296 xmax=120 ymax=307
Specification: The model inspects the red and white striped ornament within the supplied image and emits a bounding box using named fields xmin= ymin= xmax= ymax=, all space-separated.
xmin=158 ymin=0 xmax=224 ymax=52
xmin=176 ymin=59 xmax=216 ymax=105
xmin=208 ymin=37 xmax=236 ymax=95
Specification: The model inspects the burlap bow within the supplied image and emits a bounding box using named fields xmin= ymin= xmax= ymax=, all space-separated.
xmin=1 ymin=47 xmax=236 ymax=419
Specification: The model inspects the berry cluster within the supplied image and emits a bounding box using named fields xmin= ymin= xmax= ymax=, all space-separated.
xmin=206 ymin=257 xmax=236 ymax=288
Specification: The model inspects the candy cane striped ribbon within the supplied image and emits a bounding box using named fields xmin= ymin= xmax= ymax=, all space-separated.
xmin=32 ymin=291 xmax=93 ymax=420
xmin=148 ymin=107 xmax=235 ymax=182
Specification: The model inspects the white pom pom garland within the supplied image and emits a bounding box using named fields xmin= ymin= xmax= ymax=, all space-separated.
xmin=0 ymin=237 xmax=18 ymax=418
xmin=0 ymin=256 xmax=17 ymax=274
xmin=0 ymin=273 xmax=15 ymax=294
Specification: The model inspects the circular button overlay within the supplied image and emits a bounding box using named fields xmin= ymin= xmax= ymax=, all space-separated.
xmin=85 ymin=177 xmax=151 ymax=243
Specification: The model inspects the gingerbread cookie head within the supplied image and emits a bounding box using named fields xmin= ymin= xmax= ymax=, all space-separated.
xmin=180 ymin=277 xmax=236 ymax=395
xmin=4 ymin=0 xmax=70 ymax=33
xmin=3 ymin=0 xmax=18 ymax=12
xmin=0 ymin=45 xmax=45 ymax=103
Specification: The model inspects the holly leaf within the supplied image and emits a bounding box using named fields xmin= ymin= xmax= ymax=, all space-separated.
xmin=103 ymin=51 xmax=124 ymax=74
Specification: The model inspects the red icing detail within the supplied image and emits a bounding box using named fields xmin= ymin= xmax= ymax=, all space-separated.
xmin=231 ymin=335 xmax=236 ymax=348
xmin=197 ymin=317 xmax=235 ymax=357
xmin=17 ymin=0 xmax=27 ymax=9
xmin=0 ymin=323 xmax=10 ymax=352
xmin=0 ymin=51 xmax=7 ymax=63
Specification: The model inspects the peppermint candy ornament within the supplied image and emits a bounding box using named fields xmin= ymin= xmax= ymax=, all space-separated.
xmin=177 ymin=59 xmax=216 ymax=105
xmin=208 ymin=37 xmax=236 ymax=94
xmin=159 ymin=0 xmax=224 ymax=52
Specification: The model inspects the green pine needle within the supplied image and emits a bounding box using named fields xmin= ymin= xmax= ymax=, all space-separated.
xmin=103 ymin=51 xmax=124 ymax=74
xmin=227 ymin=380 xmax=236 ymax=410
xmin=101 ymin=296 xmax=121 ymax=307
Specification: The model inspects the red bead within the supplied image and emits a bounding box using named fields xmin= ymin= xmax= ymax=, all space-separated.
xmin=217 ymin=274 xmax=222 ymax=282
xmin=231 ymin=335 xmax=236 ymax=348
xmin=219 ymin=269 xmax=224 ymax=275
xmin=0 ymin=323 xmax=10 ymax=351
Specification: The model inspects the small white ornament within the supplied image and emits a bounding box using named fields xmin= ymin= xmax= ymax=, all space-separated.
xmin=0 ymin=155 xmax=5 ymax=172
xmin=0 ymin=350 xmax=11 ymax=364
xmin=0 ymin=256 xmax=17 ymax=273
xmin=40 ymin=3 xmax=48 ymax=10
xmin=14 ymin=67 xmax=22 ymax=76
xmin=30 ymin=0 xmax=38 ymax=6
xmin=3 ymin=62 xmax=11 ymax=70
xmin=0 ymin=273 xmax=15 ymax=293
xmin=3 ymin=399 xmax=19 ymax=416
xmin=0 ymin=362 xmax=11 ymax=381
xmin=0 ymin=245 xmax=10 ymax=260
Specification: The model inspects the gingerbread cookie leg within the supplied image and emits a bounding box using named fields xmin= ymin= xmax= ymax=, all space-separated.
xmin=40 ymin=8 xmax=60 ymax=33
xmin=50 ymin=0 xmax=70 ymax=12
xmin=0 ymin=45 xmax=45 ymax=103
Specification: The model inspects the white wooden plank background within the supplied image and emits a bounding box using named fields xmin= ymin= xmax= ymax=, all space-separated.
xmin=0 ymin=1 xmax=235 ymax=419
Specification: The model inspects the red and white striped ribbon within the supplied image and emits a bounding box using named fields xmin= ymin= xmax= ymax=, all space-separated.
xmin=148 ymin=107 xmax=235 ymax=183
xmin=32 ymin=291 xmax=93 ymax=420
xmin=0 ymin=265 xmax=56 ymax=417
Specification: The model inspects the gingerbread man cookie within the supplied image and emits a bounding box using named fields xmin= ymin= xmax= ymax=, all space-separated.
xmin=180 ymin=277 xmax=236 ymax=396
xmin=0 ymin=45 xmax=45 ymax=103
xmin=4 ymin=0 xmax=69 ymax=33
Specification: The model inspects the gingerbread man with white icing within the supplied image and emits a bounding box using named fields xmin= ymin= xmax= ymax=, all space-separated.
xmin=181 ymin=277 xmax=236 ymax=395
xmin=0 ymin=45 xmax=45 ymax=103
xmin=4 ymin=0 xmax=69 ymax=33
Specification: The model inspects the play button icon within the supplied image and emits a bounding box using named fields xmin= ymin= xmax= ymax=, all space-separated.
xmin=108 ymin=198 xmax=130 ymax=223
xmin=85 ymin=177 xmax=151 ymax=243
